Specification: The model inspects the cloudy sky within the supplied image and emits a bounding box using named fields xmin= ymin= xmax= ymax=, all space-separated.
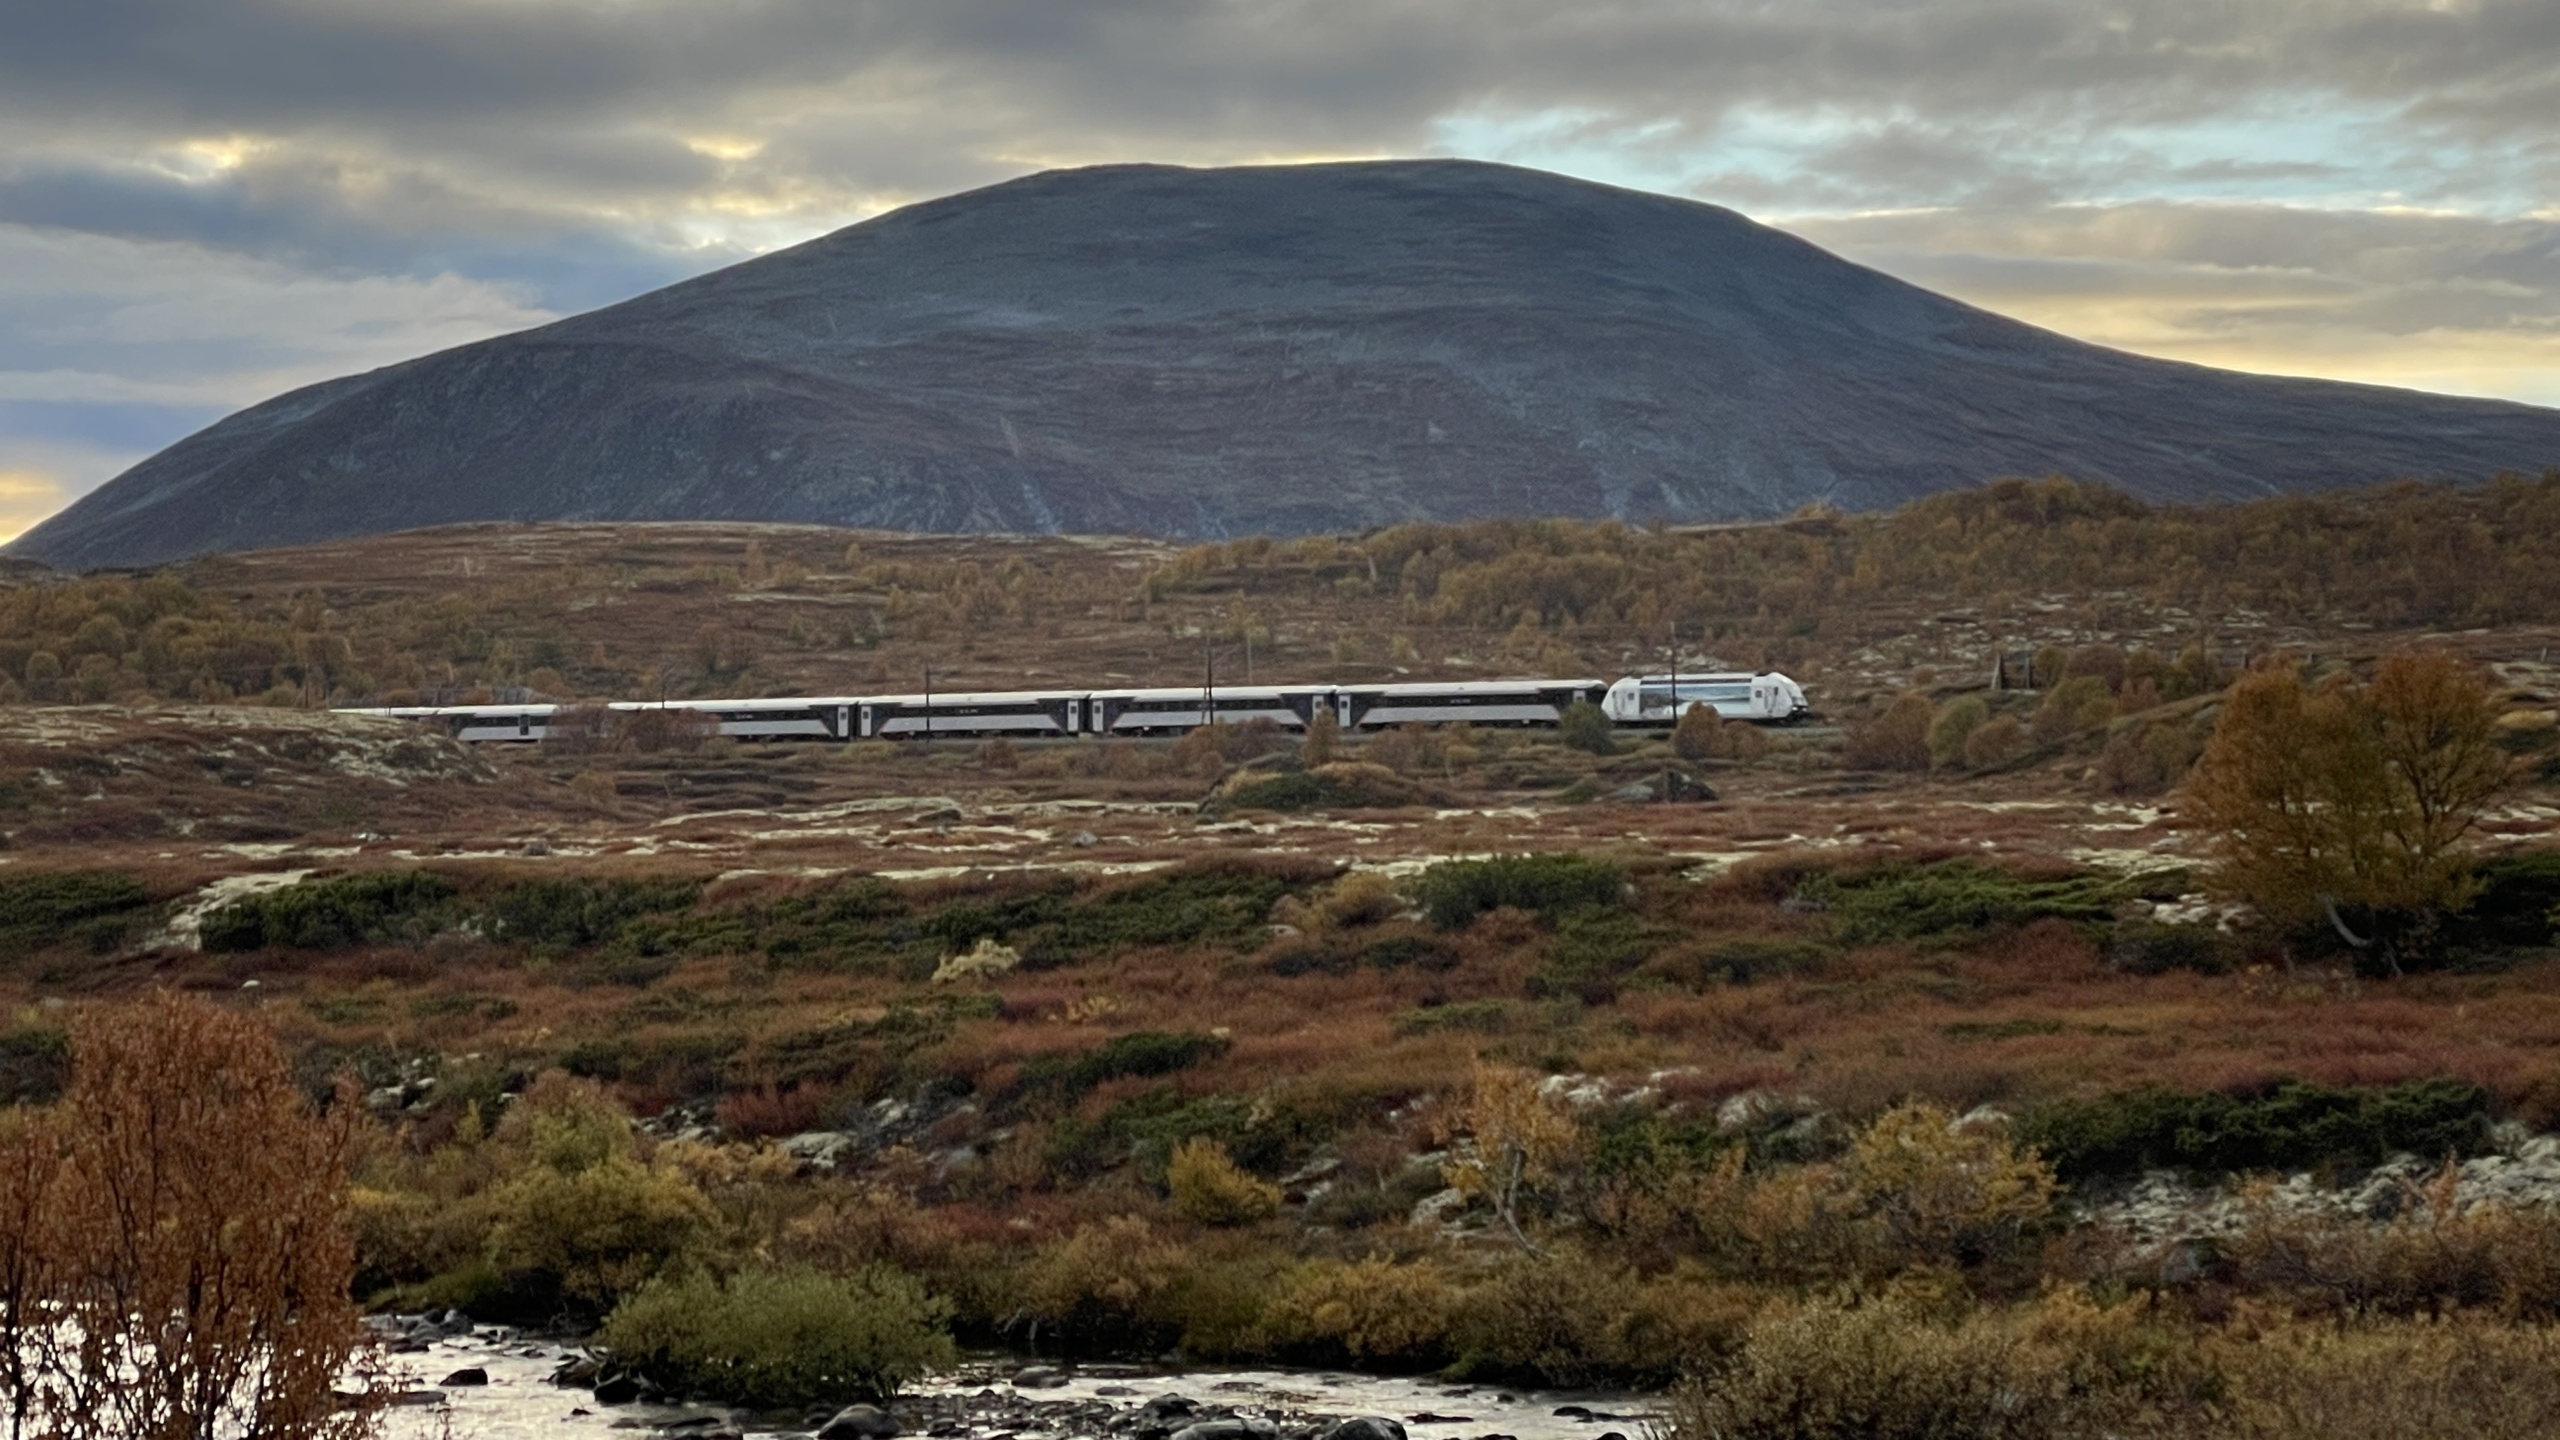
xmin=5 ymin=0 xmax=2558 ymax=540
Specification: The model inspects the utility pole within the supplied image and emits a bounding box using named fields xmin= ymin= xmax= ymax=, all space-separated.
xmin=1664 ymin=621 xmax=1679 ymax=804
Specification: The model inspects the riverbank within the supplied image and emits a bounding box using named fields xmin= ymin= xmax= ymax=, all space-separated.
xmin=378 ymin=1330 xmax=1660 ymax=1440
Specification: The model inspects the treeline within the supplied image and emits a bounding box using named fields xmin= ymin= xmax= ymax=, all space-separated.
xmin=1161 ymin=471 xmax=2560 ymax=635
xmin=2 ymin=473 xmax=2556 ymax=709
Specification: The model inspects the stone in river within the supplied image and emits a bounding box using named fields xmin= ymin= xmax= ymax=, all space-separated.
xmin=1318 ymin=1420 xmax=1409 ymax=1440
xmin=818 ymin=1403 xmax=902 ymax=1438
xmin=1168 ymin=1420 xmax=1279 ymax=1440
xmin=592 ymin=1374 xmax=644 ymax=1404
xmin=437 ymin=1367 xmax=489 ymax=1386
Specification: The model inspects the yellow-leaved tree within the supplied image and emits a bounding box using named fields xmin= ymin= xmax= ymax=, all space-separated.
xmin=2184 ymin=651 xmax=2509 ymax=972
xmin=1445 ymin=1062 xmax=1581 ymax=1254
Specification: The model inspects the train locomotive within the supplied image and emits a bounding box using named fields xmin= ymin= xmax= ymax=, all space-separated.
xmin=348 ymin=671 xmax=1810 ymax=744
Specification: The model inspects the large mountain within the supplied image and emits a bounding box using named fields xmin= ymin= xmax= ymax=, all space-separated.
xmin=19 ymin=160 xmax=2560 ymax=569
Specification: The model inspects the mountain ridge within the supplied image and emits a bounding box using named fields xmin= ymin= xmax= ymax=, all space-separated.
xmin=17 ymin=158 xmax=2560 ymax=569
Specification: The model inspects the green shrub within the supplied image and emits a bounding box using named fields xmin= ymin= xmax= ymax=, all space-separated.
xmin=1792 ymin=859 xmax=2170 ymax=946
xmin=1026 ymin=864 xmax=1308 ymax=963
xmin=483 ymin=1157 xmax=718 ymax=1316
xmin=1393 ymin=999 xmax=1519 ymax=1036
xmin=2107 ymin=920 xmax=2231 ymax=975
xmin=598 ymin=1264 xmax=954 ymax=1408
xmin=1356 ymin=933 xmax=1458 ymax=971
xmin=2017 ymin=1078 xmax=2493 ymax=1184
xmin=1018 ymin=1030 xmax=1232 ymax=1102
xmin=487 ymin=877 xmax=700 ymax=950
xmin=1927 ymin=696 xmax=1989 ymax=770
xmin=1558 ymin=701 xmax=1617 ymax=756
xmin=1648 ymin=936 xmax=1836 ymax=986
xmin=2449 ymin=850 xmax=2560 ymax=950
xmin=1412 ymin=853 xmax=1625 ymax=929
xmin=0 ymin=870 xmax=152 ymax=958
xmin=0 ymin=1022 xmax=70 ymax=1104
xmin=202 ymin=870 xmax=457 ymax=951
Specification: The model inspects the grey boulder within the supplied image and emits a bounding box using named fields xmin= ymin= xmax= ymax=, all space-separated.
xmin=817 ymin=1403 xmax=901 ymax=1439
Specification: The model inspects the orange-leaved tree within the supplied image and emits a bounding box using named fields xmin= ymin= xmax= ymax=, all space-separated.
xmin=2184 ymin=651 xmax=2509 ymax=972
xmin=1 ymin=993 xmax=376 ymax=1440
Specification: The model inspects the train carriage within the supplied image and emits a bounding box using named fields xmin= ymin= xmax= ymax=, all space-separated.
xmin=1333 ymin=679 xmax=1605 ymax=729
xmin=1602 ymin=673 xmax=1810 ymax=724
xmin=360 ymin=704 xmax=560 ymax=743
xmin=608 ymin=697 xmax=858 ymax=741
xmin=857 ymin=691 xmax=1083 ymax=739
xmin=1087 ymin=686 xmax=1331 ymax=735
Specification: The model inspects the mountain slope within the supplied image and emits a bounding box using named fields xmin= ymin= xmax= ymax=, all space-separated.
xmin=18 ymin=159 xmax=2560 ymax=569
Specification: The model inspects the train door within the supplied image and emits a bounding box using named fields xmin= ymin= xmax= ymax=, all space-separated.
xmin=1069 ymin=698 xmax=1085 ymax=733
xmin=858 ymin=704 xmax=876 ymax=738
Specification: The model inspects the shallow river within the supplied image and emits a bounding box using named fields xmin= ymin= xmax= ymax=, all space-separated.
xmin=379 ymin=1333 xmax=1663 ymax=1440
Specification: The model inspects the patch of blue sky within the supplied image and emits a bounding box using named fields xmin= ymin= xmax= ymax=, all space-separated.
xmin=0 ymin=400 xmax=226 ymax=454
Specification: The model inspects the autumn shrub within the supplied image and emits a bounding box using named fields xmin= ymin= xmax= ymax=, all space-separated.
xmin=2 ymin=995 xmax=375 ymax=1440
xmin=1260 ymin=1256 xmax=1460 ymax=1370
xmin=2097 ymin=714 xmax=2208 ymax=796
xmin=1010 ymin=1215 xmax=1195 ymax=1354
xmin=1167 ymin=1137 xmax=1282 ymax=1225
xmin=1839 ymin=1103 xmax=2057 ymax=1275
xmin=597 ymin=1263 xmax=955 ymax=1408
xmin=2212 ymin=1315 xmax=2560 ymax=1440
xmin=1845 ymin=692 xmax=1932 ymax=770
xmin=465 ymin=1074 xmax=719 ymax=1317
xmin=1661 ymin=1287 xmax=2206 ymax=1440
xmin=1672 ymin=704 xmax=1724 ymax=761
xmin=1963 ymin=714 xmax=2028 ymax=768
xmin=1451 ymin=1252 xmax=1639 ymax=1386
xmin=1210 ymin=762 xmax=1430 ymax=814
xmin=1411 ymin=852 xmax=1625 ymax=928
xmin=2032 ymin=675 xmax=2118 ymax=746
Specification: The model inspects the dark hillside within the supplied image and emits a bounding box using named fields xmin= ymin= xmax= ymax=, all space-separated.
xmin=17 ymin=160 xmax=2560 ymax=569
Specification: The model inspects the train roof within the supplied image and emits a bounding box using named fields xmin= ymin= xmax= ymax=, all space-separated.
xmin=1090 ymin=685 xmax=1328 ymax=702
xmin=1347 ymin=679 xmax=1605 ymax=697
xmin=338 ymin=703 xmax=560 ymax=718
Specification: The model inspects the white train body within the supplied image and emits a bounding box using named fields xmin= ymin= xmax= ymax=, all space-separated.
xmin=1602 ymin=673 xmax=1810 ymax=725
xmin=350 ymin=672 xmax=1808 ymax=742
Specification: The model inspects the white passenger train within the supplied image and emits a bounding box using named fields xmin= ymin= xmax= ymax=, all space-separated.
xmin=351 ymin=671 xmax=1808 ymax=743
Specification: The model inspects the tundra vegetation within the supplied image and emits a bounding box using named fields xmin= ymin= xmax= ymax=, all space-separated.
xmin=4 ymin=478 xmax=2560 ymax=1433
